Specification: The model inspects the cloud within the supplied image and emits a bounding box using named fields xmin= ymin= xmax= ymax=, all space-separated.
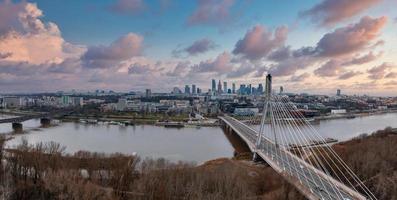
xmin=128 ymin=63 xmax=153 ymax=74
xmin=338 ymin=71 xmax=362 ymax=80
xmin=81 ymin=33 xmax=143 ymax=68
xmin=185 ymin=38 xmax=216 ymax=56
xmin=0 ymin=2 xmax=84 ymax=65
xmin=367 ymin=62 xmax=394 ymax=80
xmin=267 ymin=46 xmax=291 ymax=62
xmin=192 ymin=51 xmax=232 ymax=73
xmin=233 ymin=25 xmax=288 ymax=60
xmin=385 ymin=72 xmax=397 ymax=79
xmin=187 ymin=0 xmax=235 ymax=26
xmin=108 ymin=0 xmax=146 ymax=15
xmin=315 ymin=16 xmax=387 ymax=57
xmin=314 ymin=59 xmax=343 ymax=77
xmin=342 ymin=51 xmax=381 ymax=66
xmin=166 ymin=61 xmax=191 ymax=76
xmin=173 ymin=38 xmax=217 ymax=57
xmin=268 ymin=56 xmax=315 ymax=76
xmin=301 ymin=0 xmax=382 ymax=26
xmin=289 ymin=73 xmax=311 ymax=82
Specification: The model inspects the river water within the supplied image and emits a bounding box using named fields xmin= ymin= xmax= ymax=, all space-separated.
xmin=3 ymin=113 xmax=397 ymax=163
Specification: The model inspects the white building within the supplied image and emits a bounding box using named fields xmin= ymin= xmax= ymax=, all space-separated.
xmin=331 ymin=109 xmax=347 ymax=114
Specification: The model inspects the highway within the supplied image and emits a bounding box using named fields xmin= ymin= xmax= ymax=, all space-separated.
xmin=220 ymin=115 xmax=366 ymax=200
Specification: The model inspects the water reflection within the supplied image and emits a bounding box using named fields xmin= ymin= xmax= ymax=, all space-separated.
xmin=6 ymin=122 xmax=235 ymax=164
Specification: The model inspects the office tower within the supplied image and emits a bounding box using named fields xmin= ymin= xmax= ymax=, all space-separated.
xmin=185 ymin=85 xmax=190 ymax=94
xmin=337 ymin=89 xmax=341 ymax=96
xmin=265 ymin=74 xmax=272 ymax=97
xmin=197 ymin=88 xmax=201 ymax=94
xmin=223 ymin=81 xmax=227 ymax=93
xmin=145 ymin=89 xmax=151 ymax=98
xmin=232 ymin=83 xmax=236 ymax=94
xmin=212 ymin=79 xmax=216 ymax=92
xmin=217 ymin=80 xmax=222 ymax=94
xmin=239 ymin=84 xmax=246 ymax=95
xmin=228 ymin=89 xmax=231 ymax=94
xmin=248 ymin=84 xmax=252 ymax=95
xmin=192 ymin=84 xmax=196 ymax=94
xmin=258 ymin=83 xmax=264 ymax=94
xmin=280 ymin=86 xmax=284 ymax=94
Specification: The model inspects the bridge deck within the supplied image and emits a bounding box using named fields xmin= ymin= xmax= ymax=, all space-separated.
xmin=220 ymin=116 xmax=366 ymax=200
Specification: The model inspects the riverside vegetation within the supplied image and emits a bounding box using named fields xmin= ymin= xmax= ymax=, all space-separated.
xmin=0 ymin=127 xmax=396 ymax=200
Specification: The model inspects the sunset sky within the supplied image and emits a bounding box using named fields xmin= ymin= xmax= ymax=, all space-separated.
xmin=0 ymin=0 xmax=396 ymax=96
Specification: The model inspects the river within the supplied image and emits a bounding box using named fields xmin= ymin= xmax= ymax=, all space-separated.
xmin=3 ymin=113 xmax=397 ymax=163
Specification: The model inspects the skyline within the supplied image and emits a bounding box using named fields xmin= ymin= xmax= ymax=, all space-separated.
xmin=0 ymin=0 xmax=396 ymax=96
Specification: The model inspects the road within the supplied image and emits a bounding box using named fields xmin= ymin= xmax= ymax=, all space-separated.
xmin=220 ymin=116 xmax=366 ymax=200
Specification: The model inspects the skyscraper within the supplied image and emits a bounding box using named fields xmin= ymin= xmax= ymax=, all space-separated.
xmin=232 ymin=83 xmax=236 ymax=94
xmin=145 ymin=89 xmax=151 ymax=98
xmin=192 ymin=84 xmax=196 ymax=94
xmin=217 ymin=80 xmax=222 ymax=94
xmin=211 ymin=79 xmax=216 ymax=92
xmin=258 ymin=83 xmax=264 ymax=94
xmin=337 ymin=89 xmax=341 ymax=96
xmin=185 ymin=85 xmax=190 ymax=94
xmin=223 ymin=81 xmax=227 ymax=93
xmin=280 ymin=86 xmax=284 ymax=94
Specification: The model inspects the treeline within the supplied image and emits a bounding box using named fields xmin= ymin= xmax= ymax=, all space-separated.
xmin=0 ymin=137 xmax=304 ymax=200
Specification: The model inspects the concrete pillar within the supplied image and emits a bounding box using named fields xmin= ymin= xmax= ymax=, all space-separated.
xmin=12 ymin=122 xmax=23 ymax=132
xmin=40 ymin=118 xmax=51 ymax=126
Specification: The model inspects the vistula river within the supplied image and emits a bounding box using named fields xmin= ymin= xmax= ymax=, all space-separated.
xmin=2 ymin=113 xmax=397 ymax=163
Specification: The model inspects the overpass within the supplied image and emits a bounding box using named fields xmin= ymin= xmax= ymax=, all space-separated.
xmin=219 ymin=74 xmax=376 ymax=200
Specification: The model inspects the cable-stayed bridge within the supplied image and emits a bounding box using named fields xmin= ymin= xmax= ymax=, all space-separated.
xmin=219 ymin=75 xmax=376 ymax=200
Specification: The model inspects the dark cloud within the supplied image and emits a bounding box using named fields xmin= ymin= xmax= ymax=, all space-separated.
xmin=187 ymin=0 xmax=235 ymax=26
xmin=233 ymin=25 xmax=288 ymax=60
xmin=301 ymin=0 xmax=382 ymax=26
xmin=82 ymin=33 xmax=143 ymax=68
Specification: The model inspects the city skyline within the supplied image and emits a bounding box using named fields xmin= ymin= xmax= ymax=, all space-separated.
xmin=0 ymin=0 xmax=396 ymax=96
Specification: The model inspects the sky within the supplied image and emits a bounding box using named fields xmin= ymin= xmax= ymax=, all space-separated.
xmin=0 ymin=0 xmax=396 ymax=96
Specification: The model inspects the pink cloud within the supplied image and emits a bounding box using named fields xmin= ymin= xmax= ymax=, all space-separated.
xmin=187 ymin=0 xmax=235 ymax=26
xmin=338 ymin=71 xmax=362 ymax=80
xmin=367 ymin=62 xmax=395 ymax=80
xmin=193 ymin=51 xmax=232 ymax=73
xmin=108 ymin=0 xmax=146 ymax=15
xmin=233 ymin=25 xmax=288 ymax=60
xmin=82 ymin=33 xmax=143 ymax=68
xmin=301 ymin=0 xmax=382 ymax=26
xmin=315 ymin=16 xmax=387 ymax=57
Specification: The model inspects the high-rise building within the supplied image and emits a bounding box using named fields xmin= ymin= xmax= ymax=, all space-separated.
xmin=145 ymin=89 xmax=152 ymax=98
xmin=280 ymin=86 xmax=284 ymax=94
xmin=197 ymin=88 xmax=202 ymax=94
xmin=217 ymin=80 xmax=222 ymax=94
xmin=232 ymin=83 xmax=236 ymax=94
xmin=211 ymin=79 xmax=216 ymax=92
xmin=265 ymin=74 xmax=272 ymax=97
xmin=258 ymin=83 xmax=264 ymax=94
xmin=192 ymin=84 xmax=196 ymax=94
xmin=185 ymin=85 xmax=190 ymax=94
xmin=337 ymin=89 xmax=341 ymax=96
xmin=223 ymin=81 xmax=227 ymax=93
